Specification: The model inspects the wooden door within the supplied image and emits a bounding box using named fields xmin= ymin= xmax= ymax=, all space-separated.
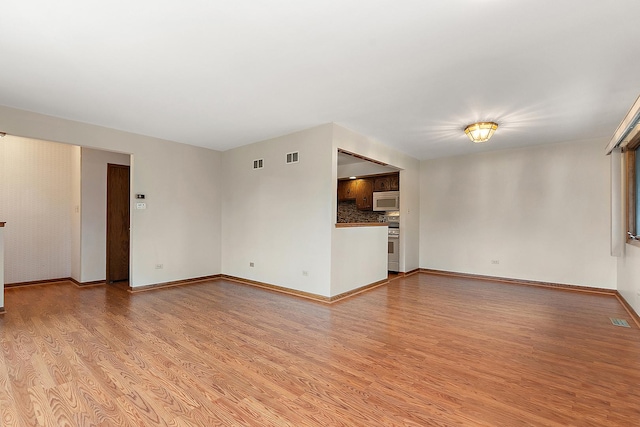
xmin=106 ymin=164 xmax=130 ymax=283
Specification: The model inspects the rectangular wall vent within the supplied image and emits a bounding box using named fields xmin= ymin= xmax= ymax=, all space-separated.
xmin=253 ymin=158 xmax=264 ymax=169
xmin=286 ymin=152 xmax=299 ymax=164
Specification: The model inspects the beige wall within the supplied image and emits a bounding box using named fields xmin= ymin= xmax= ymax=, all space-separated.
xmin=0 ymin=105 xmax=222 ymax=288
xmin=0 ymin=225 xmax=5 ymax=308
xmin=221 ymin=124 xmax=334 ymax=296
xmin=331 ymin=226 xmax=388 ymax=295
xmin=337 ymin=161 xmax=398 ymax=179
xmin=222 ymin=123 xmax=421 ymax=297
xmin=0 ymin=141 xmax=132 ymax=285
xmin=0 ymin=136 xmax=75 ymax=283
xmin=3 ymin=104 xmax=629 ymax=309
xmin=617 ymin=244 xmax=640 ymax=314
xmin=0 ymin=108 xmax=416 ymax=297
xmin=71 ymin=145 xmax=81 ymax=282
xmin=80 ymin=147 xmax=131 ymax=282
xmin=420 ymin=138 xmax=616 ymax=289
xmin=332 ymin=124 xmax=421 ymax=274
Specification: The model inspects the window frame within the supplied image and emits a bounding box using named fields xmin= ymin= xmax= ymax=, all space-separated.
xmin=625 ymin=134 xmax=640 ymax=247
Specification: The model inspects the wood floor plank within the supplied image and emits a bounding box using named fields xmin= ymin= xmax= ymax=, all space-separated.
xmin=1 ymin=274 xmax=639 ymax=426
xmin=0 ymin=350 xmax=24 ymax=426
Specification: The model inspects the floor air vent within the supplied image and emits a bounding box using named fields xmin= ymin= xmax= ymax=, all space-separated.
xmin=610 ymin=318 xmax=630 ymax=328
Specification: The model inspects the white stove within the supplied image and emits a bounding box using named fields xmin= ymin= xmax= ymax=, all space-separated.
xmin=387 ymin=218 xmax=400 ymax=272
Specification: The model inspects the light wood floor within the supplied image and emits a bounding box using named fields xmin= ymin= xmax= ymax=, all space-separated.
xmin=1 ymin=274 xmax=639 ymax=426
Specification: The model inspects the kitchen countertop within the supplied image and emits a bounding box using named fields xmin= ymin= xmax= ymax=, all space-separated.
xmin=335 ymin=222 xmax=388 ymax=228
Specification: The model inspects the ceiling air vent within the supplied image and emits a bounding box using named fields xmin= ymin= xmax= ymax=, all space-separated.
xmin=286 ymin=151 xmax=299 ymax=164
xmin=253 ymin=159 xmax=264 ymax=170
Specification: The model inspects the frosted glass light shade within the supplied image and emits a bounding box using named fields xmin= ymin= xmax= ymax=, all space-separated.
xmin=464 ymin=122 xmax=498 ymax=143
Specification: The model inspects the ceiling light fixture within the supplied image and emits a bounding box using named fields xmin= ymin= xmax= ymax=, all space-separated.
xmin=464 ymin=122 xmax=498 ymax=143
xmin=0 ymin=132 xmax=6 ymax=138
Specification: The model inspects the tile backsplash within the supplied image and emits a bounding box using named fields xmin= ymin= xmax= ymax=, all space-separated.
xmin=337 ymin=201 xmax=383 ymax=223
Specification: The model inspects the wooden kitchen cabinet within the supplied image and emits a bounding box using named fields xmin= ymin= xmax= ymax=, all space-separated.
xmin=338 ymin=180 xmax=358 ymax=201
xmin=389 ymin=174 xmax=399 ymax=190
xmin=373 ymin=172 xmax=399 ymax=192
xmin=373 ymin=176 xmax=391 ymax=192
xmin=338 ymin=173 xmax=397 ymax=210
xmin=355 ymin=178 xmax=373 ymax=210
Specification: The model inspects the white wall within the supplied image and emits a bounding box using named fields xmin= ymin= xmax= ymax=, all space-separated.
xmin=222 ymin=123 xmax=419 ymax=298
xmin=0 ymin=106 xmax=222 ymax=288
xmin=4 ymin=104 xmax=618 ymax=303
xmin=331 ymin=226 xmax=388 ymax=295
xmin=337 ymin=162 xmax=398 ymax=179
xmin=221 ymin=124 xmax=334 ymax=296
xmin=71 ymin=145 xmax=81 ymax=282
xmin=80 ymin=148 xmax=130 ymax=282
xmin=420 ymin=138 xmax=616 ymax=289
xmin=617 ymin=244 xmax=640 ymax=314
xmin=134 ymin=143 xmax=222 ymax=285
xmin=0 ymin=136 xmax=74 ymax=283
xmin=0 ymin=225 xmax=5 ymax=308
xmin=332 ymin=124 xmax=421 ymax=274
xmin=399 ymin=164 xmax=420 ymax=273
xmin=0 ymin=108 xmax=415 ymax=296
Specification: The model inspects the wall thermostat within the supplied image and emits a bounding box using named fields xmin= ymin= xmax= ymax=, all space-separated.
xmin=135 ymin=194 xmax=145 ymax=199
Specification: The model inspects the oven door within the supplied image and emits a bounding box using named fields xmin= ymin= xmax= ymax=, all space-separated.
xmin=388 ymin=234 xmax=399 ymax=272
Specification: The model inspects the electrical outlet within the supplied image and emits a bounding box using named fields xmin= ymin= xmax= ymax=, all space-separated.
xmin=302 ymin=271 xmax=309 ymax=276
xmin=155 ymin=264 xmax=163 ymax=269
xmin=491 ymin=260 xmax=500 ymax=265
xmin=249 ymin=262 xmax=254 ymax=267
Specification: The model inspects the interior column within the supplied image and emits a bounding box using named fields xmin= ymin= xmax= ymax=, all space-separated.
xmin=0 ymin=222 xmax=5 ymax=313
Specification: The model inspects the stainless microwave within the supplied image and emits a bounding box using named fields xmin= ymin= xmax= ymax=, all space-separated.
xmin=373 ymin=191 xmax=400 ymax=211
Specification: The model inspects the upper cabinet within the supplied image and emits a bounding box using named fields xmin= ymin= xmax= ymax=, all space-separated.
xmin=338 ymin=179 xmax=373 ymax=210
xmin=389 ymin=174 xmax=399 ymax=191
xmin=338 ymin=180 xmax=358 ymax=201
xmin=355 ymin=179 xmax=373 ymax=211
xmin=373 ymin=172 xmax=399 ymax=192
xmin=373 ymin=176 xmax=391 ymax=192
xmin=337 ymin=172 xmax=399 ymax=211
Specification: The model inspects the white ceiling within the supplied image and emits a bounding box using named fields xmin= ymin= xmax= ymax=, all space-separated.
xmin=1 ymin=1 xmax=640 ymax=160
